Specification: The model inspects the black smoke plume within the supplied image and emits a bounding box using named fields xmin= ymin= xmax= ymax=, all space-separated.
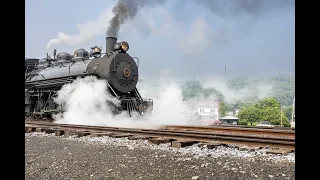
xmin=107 ymin=0 xmax=167 ymax=37
xmin=106 ymin=0 xmax=294 ymax=38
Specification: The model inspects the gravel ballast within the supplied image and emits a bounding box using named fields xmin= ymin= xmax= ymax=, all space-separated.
xmin=25 ymin=132 xmax=295 ymax=180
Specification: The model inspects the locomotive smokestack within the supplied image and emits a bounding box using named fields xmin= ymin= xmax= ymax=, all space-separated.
xmin=106 ymin=37 xmax=117 ymax=54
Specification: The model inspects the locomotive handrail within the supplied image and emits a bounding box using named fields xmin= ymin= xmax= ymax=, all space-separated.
xmin=39 ymin=74 xmax=45 ymax=79
xmin=68 ymin=58 xmax=87 ymax=74
xmin=133 ymin=57 xmax=140 ymax=67
xmin=25 ymin=73 xmax=90 ymax=83
xmin=106 ymin=82 xmax=119 ymax=99
xmin=106 ymin=51 xmax=116 ymax=72
xmin=71 ymin=57 xmax=87 ymax=63
xmin=58 ymin=61 xmax=66 ymax=67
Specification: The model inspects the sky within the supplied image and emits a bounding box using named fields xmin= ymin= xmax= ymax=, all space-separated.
xmin=25 ymin=0 xmax=295 ymax=79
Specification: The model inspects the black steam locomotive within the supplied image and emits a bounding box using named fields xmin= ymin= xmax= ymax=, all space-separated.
xmin=25 ymin=36 xmax=153 ymax=119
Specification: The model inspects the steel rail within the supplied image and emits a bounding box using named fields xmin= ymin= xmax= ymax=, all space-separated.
xmin=163 ymin=125 xmax=295 ymax=138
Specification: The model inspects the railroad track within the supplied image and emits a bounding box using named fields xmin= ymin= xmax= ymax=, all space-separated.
xmin=206 ymin=124 xmax=295 ymax=130
xmin=25 ymin=121 xmax=295 ymax=152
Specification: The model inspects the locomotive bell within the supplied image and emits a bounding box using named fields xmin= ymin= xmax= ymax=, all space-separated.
xmin=93 ymin=47 xmax=101 ymax=53
xmin=90 ymin=46 xmax=102 ymax=58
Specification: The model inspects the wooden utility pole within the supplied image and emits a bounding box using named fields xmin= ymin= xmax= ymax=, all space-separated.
xmin=281 ymin=107 xmax=283 ymax=127
xmin=291 ymin=96 xmax=295 ymax=122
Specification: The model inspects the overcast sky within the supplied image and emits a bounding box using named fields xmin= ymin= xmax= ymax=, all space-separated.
xmin=25 ymin=0 xmax=295 ymax=79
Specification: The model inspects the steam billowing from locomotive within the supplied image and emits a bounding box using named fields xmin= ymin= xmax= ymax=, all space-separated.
xmin=25 ymin=36 xmax=153 ymax=120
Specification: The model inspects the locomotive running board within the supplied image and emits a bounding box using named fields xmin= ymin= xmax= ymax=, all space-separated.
xmin=33 ymin=109 xmax=62 ymax=115
xmin=25 ymin=73 xmax=92 ymax=89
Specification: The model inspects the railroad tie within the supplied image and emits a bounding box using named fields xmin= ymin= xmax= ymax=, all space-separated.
xmin=266 ymin=148 xmax=293 ymax=155
xmin=239 ymin=145 xmax=261 ymax=151
xmin=45 ymin=128 xmax=56 ymax=134
xmin=64 ymin=130 xmax=79 ymax=137
xmin=55 ymin=130 xmax=65 ymax=136
xmin=171 ymin=140 xmax=195 ymax=148
xmin=197 ymin=142 xmax=224 ymax=149
xmin=90 ymin=132 xmax=114 ymax=137
xmin=76 ymin=131 xmax=91 ymax=137
xmin=36 ymin=127 xmax=46 ymax=132
xmin=128 ymin=135 xmax=150 ymax=140
xmin=148 ymin=137 xmax=172 ymax=145
xmin=109 ymin=134 xmax=131 ymax=138
xmin=25 ymin=127 xmax=33 ymax=133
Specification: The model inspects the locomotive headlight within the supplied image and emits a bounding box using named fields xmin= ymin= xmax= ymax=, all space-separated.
xmin=121 ymin=41 xmax=129 ymax=52
xmin=114 ymin=41 xmax=129 ymax=52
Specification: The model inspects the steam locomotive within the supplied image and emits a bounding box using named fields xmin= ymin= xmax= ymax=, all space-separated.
xmin=25 ymin=36 xmax=153 ymax=119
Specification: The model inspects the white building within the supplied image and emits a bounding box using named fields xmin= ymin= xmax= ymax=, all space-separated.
xmin=219 ymin=115 xmax=239 ymax=125
xmin=196 ymin=107 xmax=219 ymax=120
xmin=193 ymin=101 xmax=220 ymax=125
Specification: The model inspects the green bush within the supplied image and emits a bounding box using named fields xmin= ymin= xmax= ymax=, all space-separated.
xmin=238 ymin=120 xmax=248 ymax=125
xmin=283 ymin=121 xmax=291 ymax=127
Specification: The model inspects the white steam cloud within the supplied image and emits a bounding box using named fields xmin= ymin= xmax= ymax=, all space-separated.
xmin=53 ymin=75 xmax=190 ymax=129
xmin=46 ymin=4 xmax=116 ymax=49
xmin=52 ymin=73 xmax=274 ymax=129
xmin=202 ymin=77 xmax=273 ymax=104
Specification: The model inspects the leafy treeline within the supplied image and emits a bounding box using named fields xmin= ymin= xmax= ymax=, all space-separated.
xmin=227 ymin=74 xmax=295 ymax=107
xmin=180 ymin=74 xmax=295 ymax=122
xmin=181 ymin=80 xmax=224 ymax=101
xmin=181 ymin=74 xmax=294 ymax=106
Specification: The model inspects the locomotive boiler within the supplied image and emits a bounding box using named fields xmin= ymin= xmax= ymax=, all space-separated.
xmin=25 ymin=36 xmax=153 ymax=119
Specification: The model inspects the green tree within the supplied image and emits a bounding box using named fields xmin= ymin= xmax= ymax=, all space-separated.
xmin=255 ymin=97 xmax=280 ymax=109
xmin=255 ymin=98 xmax=290 ymax=126
xmin=238 ymin=97 xmax=290 ymax=126
xmin=182 ymin=80 xmax=203 ymax=100
xmin=283 ymin=106 xmax=293 ymax=120
xmin=259 ymin=107 xmax=288 ymax=125
xmin=238 ymin=106 xmax=260 ymax=126
xmin=182 ymin=80 xmax=225 ymax=102
xmin=280 ymin=111 xmax=291 ymax=127
xmin=219 ymin=101 xmax=228 ymax=117
xmin=203 ymin=88 xmax=224 ymax=101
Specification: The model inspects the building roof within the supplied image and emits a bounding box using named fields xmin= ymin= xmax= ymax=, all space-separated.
xmin=197 ymin=112 xmax=218 ymax=116
xmin=219 ymin=115 xmax=238 ymax=120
